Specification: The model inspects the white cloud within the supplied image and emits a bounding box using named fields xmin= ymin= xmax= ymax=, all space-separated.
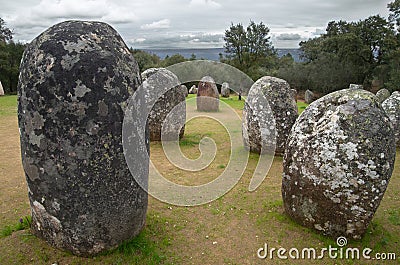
xmin=1 ymin=0 xmax=391 ymax=48
xmin=140 ymin=19 xmax=171 ymax=30
xmin=189 ymin=0 xmax=221 ymax=9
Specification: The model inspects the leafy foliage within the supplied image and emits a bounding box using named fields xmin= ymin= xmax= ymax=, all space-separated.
xmin=0 ymin=19 xmax=26 ymax=94
xmin=0 ymin=18 xmax=12 ymax=43
xmin=222 ymin=21 xmax=278 ymax=80
xmin=277 ymin=5 xmax=400 ymax=93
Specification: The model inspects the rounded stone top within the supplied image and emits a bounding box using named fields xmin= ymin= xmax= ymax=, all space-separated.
xmin=254 ymin=76 xmax=297 ymax=108
xmin=198 ymin=76 xmax=218 ymax=97
xmin=141 ymin=68 xmax=180 ymax=85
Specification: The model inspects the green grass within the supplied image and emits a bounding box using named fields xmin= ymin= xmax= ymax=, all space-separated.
xmin=1 ymin=216 xmax=31 ymax=238
xmin=297 ymin=101 xmax=309 ymax=114
xmin=388 ymin=209 xmax=400 ymax=226
xmin=0 ymin=95 xmax=17 ymax=116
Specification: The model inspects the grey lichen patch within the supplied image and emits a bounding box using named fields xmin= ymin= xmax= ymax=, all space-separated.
xmin=61 ymin=53 xmax=80 ymax=71
xmin=73 ymin=80 xmax=91 ymax=99
xmin=282 ymin=88 xmax=396 ymax=239
xmin=18 ymin=20 xmax=147 ymax=257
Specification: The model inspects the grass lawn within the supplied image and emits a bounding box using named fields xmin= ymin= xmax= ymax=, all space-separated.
xmin=0 ymin=94 xmax=399 ymax=264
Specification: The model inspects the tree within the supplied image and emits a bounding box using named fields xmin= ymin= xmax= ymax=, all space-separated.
xmin=0 ymin=18 xmax=12 ymax=43
xmin=388 ymin=0 xmax=400 ymax=29
xmin=298 ymin=14 xmax=397 ymax=91
xmin=131 ymin=49 xmax=161 ymax=72
xmin=0 ymin=41 xmax=25 ymax=93
xmin=0 ymin=18 xmax=24 ymax=94
xmin=161 ymin=54 xmax=186 ymax=67
xmin=223 ymin=21 xmax=276 ymax=76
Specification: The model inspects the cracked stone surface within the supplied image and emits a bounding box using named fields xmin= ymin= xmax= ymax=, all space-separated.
xmin=141 ymin=67 xmax=186 ymax=141
xmin=197 ymin=76 xmax=219 ymax=112
xmin=17 ymin=20 xmax=148 ymax=256
xmin=282 ymin=88 xmax=396 ymax=239
xmin=243 ymin=76 xmax=298 ymax=155
xmin=382 ymin=91 xmax=400 ymax=146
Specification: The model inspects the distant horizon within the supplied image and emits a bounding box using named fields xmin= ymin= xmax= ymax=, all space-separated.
xmin=137 ymin=47 xmax=300 ymax=50
xmin=137 ymin=46 xmax=304 ymax=62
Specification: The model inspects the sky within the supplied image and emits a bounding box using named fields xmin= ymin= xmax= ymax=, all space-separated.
xmin=0 ymin=0 xmax=392 ymax=49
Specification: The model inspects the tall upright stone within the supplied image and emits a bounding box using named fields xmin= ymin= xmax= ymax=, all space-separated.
xmin=243 ymin=76 xmax=298 ymax=155
xmin=17 ymin=21 xmax=148 ymax=256
xmin=221 ymin=82 xmax=230 ymax=97
xmin=141 ymin=68 xmax=186 ymax=141
xmin=0 ymin=81 xmax=4 ymax=96
xmin=197 ymin=76 xmax=219 ymax=111
xmin=304 ymin=89 xmax=315 ymax=104
xmin=181 ymin=84 xmax=189 ymax=97
xmin=189 ymin=85 xmax=197 ymax=94
xmin=282 ymin=89 xmax=396 ymax=239
xmin=382 ymin=91 xmax=400 ymax=146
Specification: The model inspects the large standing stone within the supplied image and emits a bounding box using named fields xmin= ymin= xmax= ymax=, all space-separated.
xmin=376 ymin=88 xmax=391 ymax=103
xmin=243 ymin=76 xmax=298 ymax=155
xmin=0 ymin=81 xmax=4 ymax=96
xmin=181 ymin=84 xmax=189 ymax=97
xmin=382 ymin=91 xmax=400 ymax=146
xmin=282 ymin=89 xmax=396 ymax=239
xmin=221 ymin=82 xmax=230 ymax=97
xmin=189 ymin=85 xmax=197 ymax=94
xmin=197 ymin=76 xmax=219 ymax=111
xmin=304 ymin=89 xmax=315 ymax=104
xmin=17 ymin=21 xmax=148 ymax=256
xmin=141 ymin=68 xmax=186 ymax=141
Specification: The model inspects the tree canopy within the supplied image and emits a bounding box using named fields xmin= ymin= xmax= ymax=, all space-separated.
xmin=276 ymin=2 xmax=400 ymax=94
xmin=223 ymin=21 xmax=277 ymax=80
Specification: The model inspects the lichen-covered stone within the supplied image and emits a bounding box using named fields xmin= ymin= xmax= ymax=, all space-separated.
xmin=181 ymin=84 xmax=189 ymax=97
xmin=17 ymin=20 xmax=148 ymax=256
xmin=221 ymin=82 xmax=230 ymax=97
xmin=282 ymin=89 xmax=396 ymax=239
xmin=141 ymin=68 xmax=186 ymax=141
xmin=243 ymin=76 xmax=297 ymax=155
xmin=376 ymin=88 xmax=391 ymax=103
xmin=189 ymin=85 xmax=197 ymax=94
xmin=197 ymin=76 xmax=219 ymax=111
xmin=304 ymin=89 xmax=315 ymax=104
xmin=382 ymin=91 xmax=400 ymax=146
xmin=0 ymin=81 xmax=4 ymax=96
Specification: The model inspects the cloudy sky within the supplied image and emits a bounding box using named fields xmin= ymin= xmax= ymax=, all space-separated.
xmin=0 ymin=0 xmax=392 ymax=49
